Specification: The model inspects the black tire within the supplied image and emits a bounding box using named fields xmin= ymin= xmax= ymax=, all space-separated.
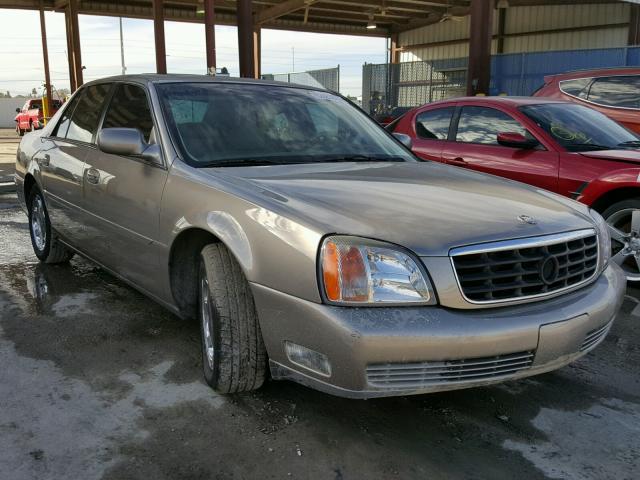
xmin=602 ymin=198 xmax=640 ymax=221
xmin=17 ymin=124 xmax=24 ymax=137
xmin=28 ymin=188 xmax=75 ymax=264
xmin=198 ymin=243 xmax=267 ymax=393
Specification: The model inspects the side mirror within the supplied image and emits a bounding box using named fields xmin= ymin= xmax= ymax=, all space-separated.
xmin=497 ymin=132 xmax=539 ymax=149
xmin=97 ymin=127 xmax=162 ymax=164
xmin=393 ymin=132 xmax=413 ymax=150
xmin=15 ymin=108 xmax=20 ymax=113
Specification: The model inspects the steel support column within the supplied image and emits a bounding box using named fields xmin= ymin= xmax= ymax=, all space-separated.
xmin=153 ymin=0 xmax=167 ymax=74
xmin=236 ymin=0 xmax=255 ymax=78
xmin=466 ymin=0 xmax=492 ymax=96
xmin=630 ymin=3 xmax=640 ymax=46
xmin=497 ymin=6 xmax=506 ymax=54
xmin=253 ymin=26 xmax=261 ymax=79
xmin=66 ymin=0 xmax=83 ymax=90
xmin=39 ymin=3 xmax=52 ymax=118
xmin=389 ymin=33 xmax=400 ymax=64
xmin=204 ymin=0 xmax=216 ymax=74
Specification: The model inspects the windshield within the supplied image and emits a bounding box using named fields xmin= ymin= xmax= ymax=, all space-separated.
xmin=156 ymin=82 xmax=414 ymax=167
xmin=520 ymin=103 xmax=640 ymax=152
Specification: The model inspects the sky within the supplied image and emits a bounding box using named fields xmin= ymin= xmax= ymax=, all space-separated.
xmin=0 ymin=9 xmax=388 ymax=98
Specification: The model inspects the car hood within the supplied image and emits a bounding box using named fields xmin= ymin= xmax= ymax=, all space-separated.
xmin=207 ymin=161 xmax=594 ymax=256
xmin=579 ymin=149 xmax=640 ymax=163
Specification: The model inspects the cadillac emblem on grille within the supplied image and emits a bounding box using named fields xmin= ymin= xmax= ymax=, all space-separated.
xmin=539 ymin=255 xmax=560 ymax=285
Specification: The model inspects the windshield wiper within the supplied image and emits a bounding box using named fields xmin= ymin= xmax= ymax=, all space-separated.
xmin=564 ymin=143 xmax=613 ymax=152
xmin=197 ymin=155 xmax=409 ymax=168
xmin=616 ymin=140 xmax=640 ymax=148
xmin=198 ymin=156 xmax=313 ymax=168
xmin=311 ymin=155 xmax=408 ymax=163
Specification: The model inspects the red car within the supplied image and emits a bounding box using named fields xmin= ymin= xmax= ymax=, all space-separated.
xmin=534 ymin=67 xmax=640 ymax=134
xmin=14 ymin=98 xmax=62 ymax=136
xmin=388 ymin=96 xmax=640 ymax=281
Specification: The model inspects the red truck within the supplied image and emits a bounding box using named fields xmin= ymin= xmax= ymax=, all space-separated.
xmin=14 ymin=98 xmax=62 ymax=136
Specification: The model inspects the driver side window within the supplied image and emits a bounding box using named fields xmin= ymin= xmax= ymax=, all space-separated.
xmin=456 ymin=106 xmax=532 ymax=146
xmin=102 ymin=84 xmax=154 ymax=142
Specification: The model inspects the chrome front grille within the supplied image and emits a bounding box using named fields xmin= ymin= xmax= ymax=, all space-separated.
xmin=366 ymin=351 xmax=535 ymax=388
xmin=451 ymin=230 xmax=598 ymax=304
xmin=581 ymin=321 xmax=613 ymax=352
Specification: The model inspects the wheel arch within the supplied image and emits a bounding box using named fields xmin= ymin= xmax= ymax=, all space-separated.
xmin=590 ymin=187 xmax=640 ymax=214
xmin=168 ymin=228 xmax=222 ymax=320
xmin=23 ymin=173 xmax=38 ymax=206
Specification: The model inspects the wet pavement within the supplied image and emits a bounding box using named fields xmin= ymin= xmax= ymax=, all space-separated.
xmin=0 ymin=191 xmax=639 ymax=480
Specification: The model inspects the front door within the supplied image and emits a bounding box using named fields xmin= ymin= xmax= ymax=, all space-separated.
xmin=442 ymin=105 xmax=560 ymax=193
xmin=81 ymin=83 xmax=168 ymax=298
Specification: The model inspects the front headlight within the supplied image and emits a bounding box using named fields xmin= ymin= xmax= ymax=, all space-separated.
xmin=319 ymin=236 xmax=436 ymax=305
xmin=590 ymin=209 xmax=611 ymax=271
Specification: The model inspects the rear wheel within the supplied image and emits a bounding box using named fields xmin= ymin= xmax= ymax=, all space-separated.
xmin=28 ymin=188 xmax=75 ymax=264
xmin=602 ymin=198 xmax=640 ymax=282
xmin=198 ymin=243 xmax=267 ymax=393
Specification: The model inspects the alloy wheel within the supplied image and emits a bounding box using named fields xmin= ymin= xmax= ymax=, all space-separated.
xmin=200 ymin=270 xmax=215 ymax=370
xmin=607 ymin=208 xmax=640 ymax=282
xmin=31 ymin=195 xmax=47 ymax=252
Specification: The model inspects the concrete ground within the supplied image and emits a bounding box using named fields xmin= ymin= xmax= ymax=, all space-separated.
xmin=0 ymin=149 xmax=639 ymax=479
xmin=0 ymin=128 xmax=19 ymax=190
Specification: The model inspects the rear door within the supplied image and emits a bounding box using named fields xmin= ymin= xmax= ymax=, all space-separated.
xmin=411 ymin=106 xmax=455 ymax=162
xmin=442 ymin=105 xmax=560 ymax=193
xmin=39 ymin=84 xmax=112 ymax=242
xmin=81 ymin=82 xmax=168 ymax=296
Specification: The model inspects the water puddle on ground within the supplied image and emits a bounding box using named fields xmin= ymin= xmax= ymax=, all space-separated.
xmin=503 ymin=398 xmax=640 ymax=480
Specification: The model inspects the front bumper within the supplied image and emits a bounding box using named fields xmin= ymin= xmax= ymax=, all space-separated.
xmin=251 ymin=263 xmax=626 ymax=398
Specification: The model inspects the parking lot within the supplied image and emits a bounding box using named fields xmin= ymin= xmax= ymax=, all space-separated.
xmin=0 ymin=138 xmax=639 ymax=479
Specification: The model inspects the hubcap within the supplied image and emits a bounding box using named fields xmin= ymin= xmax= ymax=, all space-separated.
xmin=31 ymin=195 xmax=47 ymax=252
xmin=200 ymin=271 xmax=215 ymax=370
xmin=607 ymin=208 xmax=640 ymax=282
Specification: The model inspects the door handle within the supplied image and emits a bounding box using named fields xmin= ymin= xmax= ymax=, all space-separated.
xmin=86 ymin=168 xmax=100 ymax=185
xmin=448 ymin=157 xmax=468 ymax=166
xmin=36 ymin=153 xmax=50 ymax=167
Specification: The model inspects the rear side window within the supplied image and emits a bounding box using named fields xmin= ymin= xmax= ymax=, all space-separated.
xmin=415 ymin=107 xmax=454 ymax=140
xmin=588 ymin=75 xmax=640 ymax=109
xmin=66 ymin=84 xmax=111 ymax=143
xmin=559 ymin=78 xmax=592 ymax=99
xmin=102 ymin=84 xmax=154 ymax=142
xmin=455 ymin=106 xmax=528 ymax=145
xmin=52 ymin=94 xmax=81 ymax=138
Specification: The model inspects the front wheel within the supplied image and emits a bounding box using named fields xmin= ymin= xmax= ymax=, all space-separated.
xmin=602 ymin=198 xmax=640 ymax=282
xmin=28 ymin=188 xmax=75 ymax=264
xmin=198 ymin=243 xmax=267 ymax=393
xmin=16 ymin=123 xmax=24 ymax=136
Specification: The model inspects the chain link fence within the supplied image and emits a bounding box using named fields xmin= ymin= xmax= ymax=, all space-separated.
xmin=362 ymin=59 xmax=467 ymax=116
xmin=261 ymin=66 xmax=340 ymax=92
xmin=363 ymin=46 xmax=640 ymax=116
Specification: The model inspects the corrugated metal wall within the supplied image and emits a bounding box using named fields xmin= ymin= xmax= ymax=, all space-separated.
xmin=399 ymin=2 xmax=631 ymax=62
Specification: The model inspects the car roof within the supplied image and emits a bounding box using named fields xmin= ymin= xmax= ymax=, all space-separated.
xmin=545 ymin=67 xmax=640 ymax=82
xmin=80 ymin=73 xmax=329 ymax=93
xmin=418 ymin=96 xmax=568 ymax=108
